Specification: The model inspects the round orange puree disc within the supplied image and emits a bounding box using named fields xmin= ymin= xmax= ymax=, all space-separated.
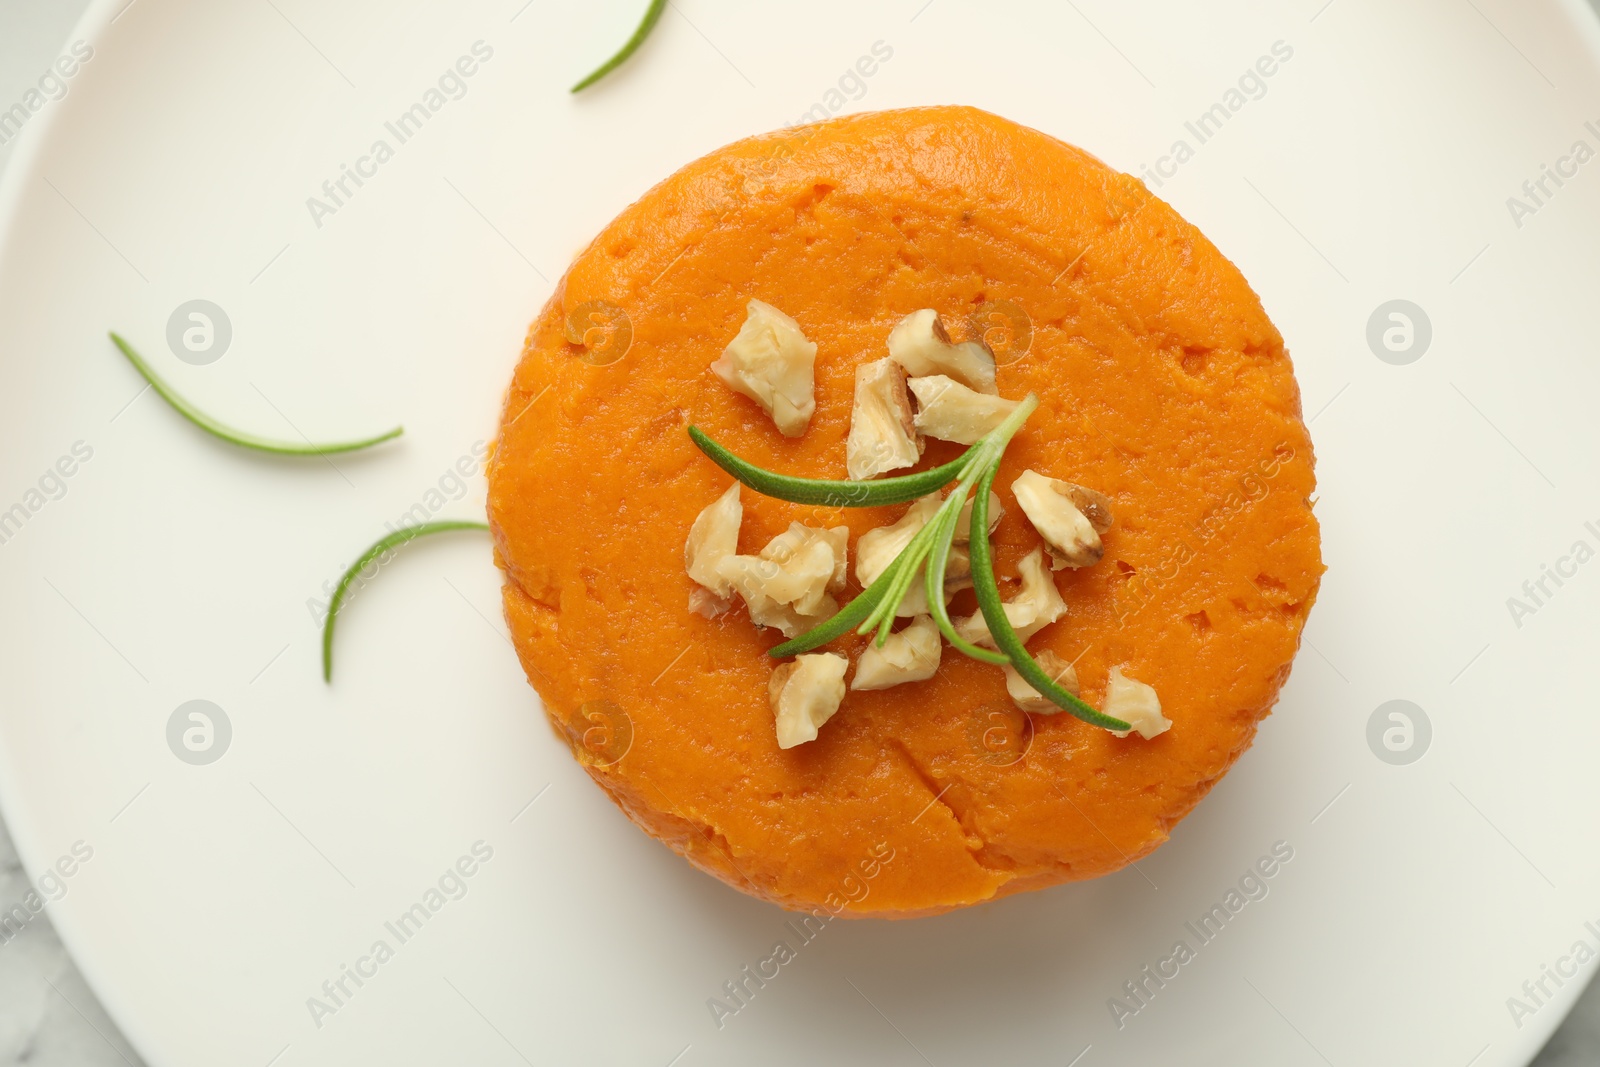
xmin=487 ymin=106 xmax=1322 ymax=918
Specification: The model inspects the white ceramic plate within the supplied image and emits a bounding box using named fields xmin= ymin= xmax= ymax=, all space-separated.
xmin=2 ymin=0 xmax=1599 ymax=1063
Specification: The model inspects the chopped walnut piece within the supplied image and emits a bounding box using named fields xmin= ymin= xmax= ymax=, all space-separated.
xmin=846 ymin=358 xmax=923 ymax=480
xmin=1002 ymin=650 xmax=1080 ymax=714
xmin=1104 ymin=665 xmax=1171 ymax=740
xmin=954 ymin=490 xmax=1004 ymax=543
xmin=887 ymin=309 xmax=998 ymax=394
xmin=856 ymin=495 xmax=944 ymax=617
xmin=942 ymin=543 xmax=973 ymax=597
xmin=907 ymin=375 xmax=1020 ymax=445
xmin=770 ymin=652 xmax=849 ymax=749
xmin=710 ymin=299 xmax=818 ymax=437
xmin=1011 ymin=469 xmax=1115 ymax=570
xmin=956 ymin=547 xmax=1067 ymax=648
xmin=759 ymin=522 xmax=849 ymax=600
xmin=851 ymin=616 xmax=942 ymax=691
xmin=684 ymin=482 xmax=742 ymax=617
xmin=717 ymin=521 xmax=847 ymax=637
xmin=719 ymin=569 xmax=836 ymax=638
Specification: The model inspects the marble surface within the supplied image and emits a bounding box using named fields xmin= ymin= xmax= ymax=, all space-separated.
xmin=0 ymin=820 xmax=142 ymax=1067
xmin=0 ymin=1 xmax=1598 ymax=1064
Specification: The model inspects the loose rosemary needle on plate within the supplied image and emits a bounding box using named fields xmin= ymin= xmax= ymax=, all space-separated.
xmin=110 ymin=332 xmax=403 ymax=456
xmin=571 ymin=0 xmax=667 ymax=92
xmin=321 ymin=521 xmax=491 ymax=682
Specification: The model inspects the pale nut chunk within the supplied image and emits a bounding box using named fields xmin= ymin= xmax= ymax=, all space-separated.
xmin=1104 ymin=665 xmax=1171 ymax=740
xmin=688 ymin=588 xmax=729 ymax=619
xmin=846 ymin=358 xmax=923 ymax=480
xmin=718 ymin=541 xmax=834 ymax=612
xmin=954 ymin=490 xmax=1004 ymax=543
xmin=717 ymin=522 xmax=846 ymax=636
xmin=770 ymin=653 xmax=849 ymax=749
xmin=855 ymin=495 xmax=940 ymax=585
xmin=721 ymin=572 xmax=838 ymax=639
xmin=684 ymin=482 xmax=742 ymax=617
xmin=942 ymin=543 xmax=973 ymax=596
xmin=908 ymin=376 xmax=1020 ymax=445
xmin=887 ymin=309 xmax=998 ymax=394
xmin=852 ymin=616 xmax=942 ymax=691
xmin=759 ymin=522 xmax=850 ymax=602
xmin=1003 ymin=650 xmax=1081 ymax=715
xmin=1012 ymin=469 xmax=1115 ymax=570
xmin=956 ymin=547 xmax=1068 ymax=648
xmin=856 ymin=495 xmax=943 ymax=617
xmin=710 ymin=299 xmax=818 ymax=437
xmin=743 ymin=595 xmax=837 ymax=640
xmin=1065 ymin=482 xmax=1113 ymax=533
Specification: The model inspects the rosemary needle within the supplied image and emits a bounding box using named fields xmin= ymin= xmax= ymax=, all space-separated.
xmin=321 ymin=521 xmax=489 ymax=682
xmin=969 ymin=465 xmax=1129 ymax=731
xmin=689 ymin=425 xmax=973 ymax=507
xmin=109 ymin=332 xmax=404 ymax=456
xmin=571 ymin=0 xmax=667 ymax=92
xmin=923 ymin=500 xmax=1009 ymax=666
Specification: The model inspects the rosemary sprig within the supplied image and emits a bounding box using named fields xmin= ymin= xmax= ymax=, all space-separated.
xmin=763 ymin=396 xmax=1035 ymax=655
xmin=110 ymin=333 xmax=404 ymax=456
xmin=705 ymin=392 xmax=1125 ymax=727
xmin=322 ymin=521 xmax=490 ymax=682
xmin=571 ymin=0 xmax=667 ymax=92
xmin=768 ymin=397 xmax=1037 ymax=653
xmin=688 ymin=426 xmax=973 ymax=507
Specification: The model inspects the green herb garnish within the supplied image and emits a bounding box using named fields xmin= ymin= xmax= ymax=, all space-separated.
xmin=688 ymin=426 xmax=973 ymax=507
xmin=968 ymin=463 xmax=1129 ymax=731
xmin=921 ymin=499 xmax=1009 ymax=666
xmin=687 ymin=395 xmax=1130 ymax=730
xmin=571 ymin=0 xmax=667 ymax=92
xmin=321 ymin=521 xmax=490 ymax=682
xmin=110 ymin=332 xmax=403 ymax=456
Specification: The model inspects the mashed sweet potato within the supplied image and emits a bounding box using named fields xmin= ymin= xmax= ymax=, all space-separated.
xmin=487 ymin=106 xmax=1322 ymax=917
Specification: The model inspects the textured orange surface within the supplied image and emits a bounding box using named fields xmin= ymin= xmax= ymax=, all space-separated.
xmin=487 ymin=106 xmax=1322 ymax=917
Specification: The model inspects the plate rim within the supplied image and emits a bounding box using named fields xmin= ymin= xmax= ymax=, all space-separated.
xmin=2 ymin=0 xmax=1599 ymax=1063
